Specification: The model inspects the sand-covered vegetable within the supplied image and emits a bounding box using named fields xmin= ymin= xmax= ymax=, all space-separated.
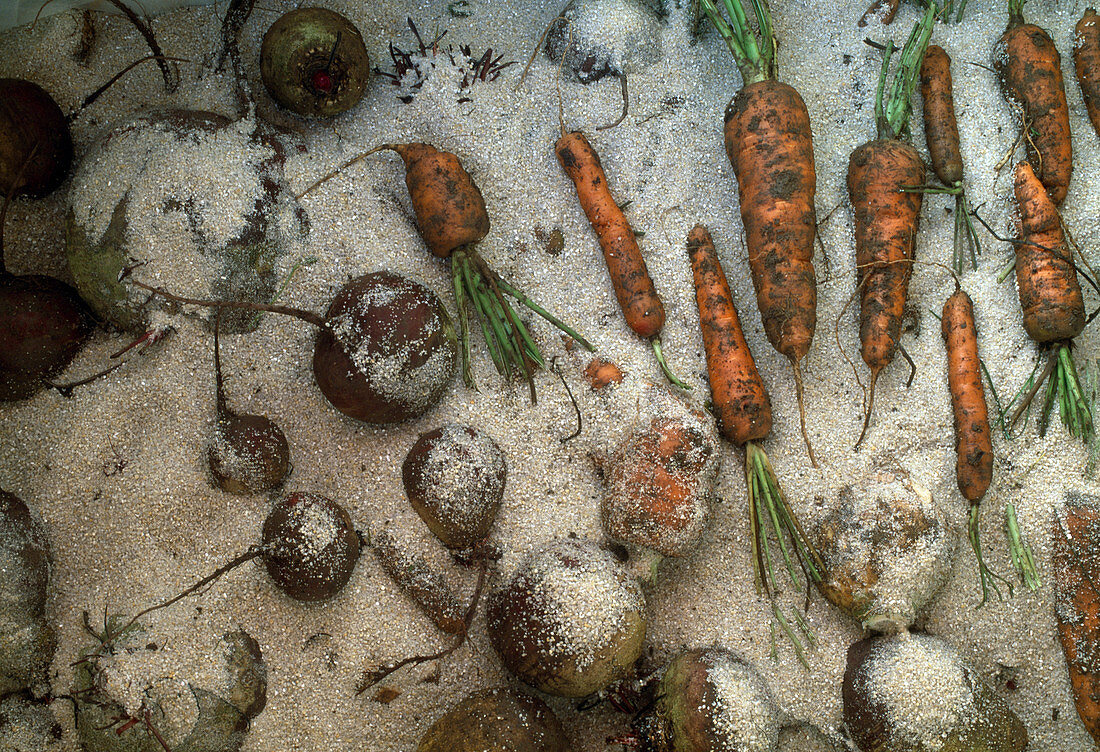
xmin=261 ymin=492 xmax=361 ymax=602
xmin=815 ymin=471 xmax=956 ymax=631
xmin=74 ymin=627 xmax=267 ymax=752
xmin=0 ymin=79 xmax=72 ymax=198
xmin=260 ymin=8 xmax=370 ymax=118
xmin=843 ymin=632 xmax=1027 ymax=752
xmin=601 ymin=385 xmax=719 ymax=559
xmin=0 ymin=491 xmax=55 ymax=697
xmin=417 ymin=686 xmax=571 ymax=752
xmin=66 ymin=110 xmax=306 ymax=334
xmin=0 ymin=692 xmax=63 ymax=751
xmin=631 ymin=647 xmax=780 ymax=752
xmin=544 ymin=0 xmax=663 ymax=84
xmin=487 ymin=537 xmax=646 ymax=697
xmin=403 ymin=424 xmax=507 ymax=552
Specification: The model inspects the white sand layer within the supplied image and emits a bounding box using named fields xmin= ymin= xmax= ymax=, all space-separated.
xmin=2 ymin=0 xmax=1100 ymax=749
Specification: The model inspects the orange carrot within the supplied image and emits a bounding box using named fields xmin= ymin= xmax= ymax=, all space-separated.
xmin=1075 ymin=9 xmax=1100 ymax=140
xmin=941 ymin=286 xmax=1004 ymax=603
xmin=703 ymin=0 xmax=819 ymax=465
xmin=555 ymin=130 xmax=686 ymax=388
xmin=686 ymin=223 xmax=822 ymax=651
xmin=995 ymin=0 xmax=1073 ymax=205
xmin=1008 ymin=161 xmax=1091 ymax=440
xmin=847 ymin=5 xmax=934 ymax=447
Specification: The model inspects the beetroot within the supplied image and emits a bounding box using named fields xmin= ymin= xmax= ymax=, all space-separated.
xmin=261 ymin=492 xmax=361 ymax=601
xmin=0 ymin=79 xmax=72 ymax=199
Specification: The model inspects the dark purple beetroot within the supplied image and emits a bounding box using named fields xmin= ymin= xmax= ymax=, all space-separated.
xmin=0 ymin=79 xmax=72 ymax=199
xmin=207 ymin=314 xmax=290 ymax=495
xmin=417 ymin=687 xmax=571 ymax=752
xmin=261 ymin=492 xmax=360 ymax=601
xmin=312 ymin=271 xmax=457 ymax=424
xmin=402 ymin=424 xmax=507 ymax=551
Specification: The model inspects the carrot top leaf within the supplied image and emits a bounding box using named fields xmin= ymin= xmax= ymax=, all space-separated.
xmin=699 ymin=0 xmax=776 ymax=84
xmin=875 ymin=1 xmax=936 ymax=140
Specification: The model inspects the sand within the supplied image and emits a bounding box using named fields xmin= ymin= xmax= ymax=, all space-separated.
xmin=1 ymin=0 xmax=1099 ymax=749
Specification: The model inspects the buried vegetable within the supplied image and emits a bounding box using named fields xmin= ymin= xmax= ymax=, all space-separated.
xmin=848 ymin=4 xmax=935 ymax=447
xmin=133 ymin=270 xmax=458 ymax=425
xmin=686 ymin=224 xmax=822 ymax=657
xmin=207 ymin=312 xmax=290 ymax=496
xmin=700 ymin=0 xmax=821 ymax=465
xmin=843 ymin=632 xmax=1027 ymax=752
xmin=260 ymin=7 xmax=370 ymax=118
xmin=0 ymin=155 xmax=93 ymax=401
xmin=417 ymin=686 xmax=571 ymax=752
xmin=487 ymin=537 xmax=646 ymax=698
xmin=403 ymin=423 xmax=507 ymax=554
xmin=300 ymin=143 xmax=593 ymax=402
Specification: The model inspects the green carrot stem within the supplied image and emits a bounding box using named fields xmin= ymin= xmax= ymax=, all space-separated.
xmin=698 ymin=0 xmax=775 ymax=83
xmin=772 ymin=602 xmax=809 ymax=669
xmin=652 ymin=337 xmax=691 ymax=390
xmin=1005 ymin=502 xmax=1040 ymax=591
xmin=967 ymin=504 xmax=1010 ymax=605
xmin=458 ymin=258 xmax=507 ymax=375
xmin=494 ymin=277 xmax=595 ymax=351
xmin=452 ymin=264 xmax=475 ymax=389
xmin=878 ymin=1 xmax=936 ymax=141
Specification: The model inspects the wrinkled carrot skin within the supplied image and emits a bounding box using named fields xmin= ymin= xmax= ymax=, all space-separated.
xmin=723 ymin=81 xmax=817 ymax=364
xmin=1075 ymin=9 xmax=1100 ymax=139
xmin=1052 ymin=496 xmax=1100 ymax=746
xmin=847 ymin=139 xmax=924 ymax=374
xmin=995 ymin=23 xmax=1073 ymax=205
xmin=920 ymin=46 xmax=964 ymax=186
xmin=941 ymin=289 xmax=992 ymax=502
xmin=556 ymin=131 xmax=666 ymax=339
xmin=686 ymin=224 xmax=771 ymax=445
xmin=390 ymin=143 xmax=490 ymax=258
xmin=1013 ymin=161 xmax=1085 ymax=343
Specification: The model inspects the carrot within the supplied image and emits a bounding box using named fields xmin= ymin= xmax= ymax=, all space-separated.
xmin=298 ymin=143 xmax=594 ymax=401
xmin=700 ymin=0 xmax=820 ymax=466
xmin=686 ymin=223 xmax=823 ymax=659
xmin=919 ymin=45 xmax=982 ymax=272
xmin=1052 ymin=491 xmax=1100 ymax=745
xmin=848 ymin=4 xmax=935 ymax=448
xmin=994 ymin=0 xmax=1073 ymax=205
xmin=1008 ymin=161 xmax=1091 ymax=440
xmin=555 ymin=130 xmax=687 ymax=389
xmin=1075 ymin=9 xmax=1100 ymax=140
xmin=941 ymin=286 xmax=1007 ymax=603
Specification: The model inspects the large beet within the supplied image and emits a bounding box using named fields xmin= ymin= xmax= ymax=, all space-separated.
xmin=0 ymin=79 xmax=72 ymax=198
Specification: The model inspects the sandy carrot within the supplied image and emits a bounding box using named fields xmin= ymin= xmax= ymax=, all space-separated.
xmin=919 ymin=44 xmax=982 ymax=272
xmin=299 ymin=143 xmax=594 ymax=401
xmin=687 ymin=223 xmax=823 ymax=659
xmin=700 ymin=0 xmax=820 ymax=466
xmin=555 ymin=130 xmax=687 ymax=389
xmin=941 ymin=286 xmax=1008 ymax=603
xmin=1074 ymin=9 xmax=1100 ymax=140
xmin=848 ymin=4 xmax=935 ymax=447
xmin=1007 ymin=161 xmax=1091 ymax=440
xmin=994 ymin=0 xmax=1072 ymax=205
xmin=1052 ymin=492 xmax=1100 ymax=745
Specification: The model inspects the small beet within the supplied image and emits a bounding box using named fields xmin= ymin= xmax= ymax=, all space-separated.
xmin=261 ymin=492 xmax=361 ymax=602
xmin=417 ymin=687 xmax=571 ymax=752
xmin=402 ymin=424 xmax=507 ymax=551
xmin=632 ymin=648 xmax=780 ymax=752
xmin=487 ymin=537 xmax=647 ymax=698
xmin=312 ymin=271 xmax=458 ymax=424
xmin=207 ymin=314 xmax=290 ymax=496
xmin=0 ymin=79 xmax=72 ymax=198
xmin=260 ymin=8 xmax=370 ymax=118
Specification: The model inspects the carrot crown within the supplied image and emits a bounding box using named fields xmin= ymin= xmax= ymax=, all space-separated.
xmin=873 ymin=2 xmax=936 ymax=140
xmin=699 ymin=0 xmax=776 ymax=84
xmin=1006 ymin=0 xmax=1027 ymax=26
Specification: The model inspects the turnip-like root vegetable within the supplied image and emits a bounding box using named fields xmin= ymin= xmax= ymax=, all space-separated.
xmin=629 ymin=647 xmax=780 ymax=752
xmin=73 ymin=627 xmax=267 ymax=752
xmin=0 ymin=490 xmax=55 ymax=696
xmin=487 ymin=537 xmax=647 ymax=698
xmin=130 ymin=269 xmax=458 ymax=425
xmin=0 ymin=79 xmax=72 ymax=199
xmin=207 ymin=312 xmax=290 ymax=495
xmin=260 ymin=8 xmax=370 ymax=118
xmin=417 ymin=687 xmax=570 ymax=752
xmin=844 ymin=632 xmax=1027 ymax=752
